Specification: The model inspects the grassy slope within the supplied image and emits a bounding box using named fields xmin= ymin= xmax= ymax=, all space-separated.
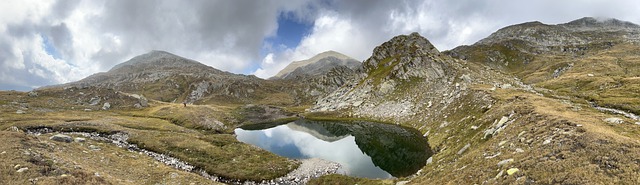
xmin=0 ymin=91 xmax=298 ymax=183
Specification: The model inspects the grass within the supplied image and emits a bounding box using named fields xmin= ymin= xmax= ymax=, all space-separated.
xmin=307 ymin=174 xmax=394 ymax=185
xmin=0 ymin=91 xmax=299 ymax=183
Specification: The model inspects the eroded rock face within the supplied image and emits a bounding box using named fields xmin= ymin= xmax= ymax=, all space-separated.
xmin=311 ymin=32 xmax=515 ymax=122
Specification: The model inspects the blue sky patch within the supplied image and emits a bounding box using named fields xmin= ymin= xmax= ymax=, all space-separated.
xmin=41 ymin=34 xmax=62 ymax=60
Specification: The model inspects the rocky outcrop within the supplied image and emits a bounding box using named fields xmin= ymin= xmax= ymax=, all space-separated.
xmin=311 ymin=32 xmax=517 ymax=122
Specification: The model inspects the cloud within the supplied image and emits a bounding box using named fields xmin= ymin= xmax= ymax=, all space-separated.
xmin=252 ymin=0 xmax=640 ymax=78
xmin=2 ymin=0 xmax=640 ymax=90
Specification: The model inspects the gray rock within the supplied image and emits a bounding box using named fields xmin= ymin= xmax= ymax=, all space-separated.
xmin=74 ymin=137 xmax=86 ymax=143
xmin=515 ymin=148 xmax=525 ymax=153
xmin=89 ymin=97 xmax=101 ymax=106
xmin=457 ymin=143 xmax=471 ymax=155
xmin=27 ymin=91 xmax=38 ymax=97
xmin=426 ymin=156 xmax=433 ymax=164
xmin=50 ymin=134 xmax=72 ymax=143
xmin=15 ymin=110 xmax=25 ymax=114
xmin=604 ymin=117 xmax=624 ymax=124
xmin=497 ymin=116 xmax=509 ymax=127
xmin=353 ymin=100 xmax=363 ymax=107
xmin=102 ymin=102 xmax=111 ymax=110
xmin=16 ymin=167 xmax=28 ymax=173
xmin=88 ymin=145 xmax=100 ymax=151
xmin=497 ymin=158 xmax=514 ymax=167
xmin=542 ymin=138 xmax=552 ymax=145
xmin=587 ymin=73 xmax=595 ymax=77
xmin=396 ymin=180 xmax=410 ymax=185
xmin=134 ymin=103 xmax=143 ymax=109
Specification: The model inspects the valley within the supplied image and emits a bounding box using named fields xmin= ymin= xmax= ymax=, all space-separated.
xmin=1 ymin=17 xmax=640 ymax=185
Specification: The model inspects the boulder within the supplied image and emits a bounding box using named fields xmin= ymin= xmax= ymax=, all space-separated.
xmin=27 ymin=91 xmax=38 ymax=97
xmin=604 ymin=117 xmax=624 ymax=124
xmin=102 ymin=102 xmax=111 ymax=110
xmin=74 ymin=137 xmax=86 ymax=143
xmin=50 ymin=134 xmax=72 ymax=143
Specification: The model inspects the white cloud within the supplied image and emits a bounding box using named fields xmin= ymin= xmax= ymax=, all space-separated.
xmin=2 ymin=0 xmax=640 ymax=90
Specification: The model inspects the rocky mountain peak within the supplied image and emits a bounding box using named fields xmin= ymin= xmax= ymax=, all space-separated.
xmin=562 ymin=17 xmax=640 ymax=30
xmin=363 ymin=32 xmax=444 ymax=75
xmin=272 ymin=50 xmax=360 ymax=80
xmin=369 ymin=32 xmax=439 ymax=61
xmin=110 ymin=50 xmax=207 ymax=72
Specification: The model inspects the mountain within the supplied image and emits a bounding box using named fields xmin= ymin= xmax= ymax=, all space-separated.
xmin=446 ymin=17 xmax=640 ymax=115
xmin=51 ymin=50 xmax=285 ymax=105
xmin=310 ymin=18 xmax=640 ymax=184
xmin=271 ymin=51 xmax=361 ymax=80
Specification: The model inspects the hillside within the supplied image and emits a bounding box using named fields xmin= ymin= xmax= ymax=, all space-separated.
xmin=1 ymin=17 xmax=640 ymax=185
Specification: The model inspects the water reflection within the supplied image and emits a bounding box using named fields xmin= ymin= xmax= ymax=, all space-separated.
xmin=235 ymin=119 xmax=432 ymax=179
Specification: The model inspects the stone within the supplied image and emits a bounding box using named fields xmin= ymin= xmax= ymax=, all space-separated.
xmin=515 ymin=148 xmax=525 ymax=153
xmin=604 ymin=117 xmax=624 ymax=124
xmin=495 ymin=170 xmax=504 ymax=178
xmin=457 ymin=143 xmax=471 ymax=155
xmin=471 ymin=125 xmax=479 ymax=130
xmin=1 ymin=151 xmax=5 ymax=154
xmin=134 ymin=103 xmax=143 ymax=109
xmin=88 ymin=145 xmax=100 ymax=151
xmin=426 ymin=156 xmax=433 ymax=164
xmin=102 ymin=102 xmax=111 ymax=110
xmin=353 ymin=100 xmax=363 ymax=107
xmin=587 ymin=73 xmax=595 ymax=77
xmin=396 ymin=180 xmax=410 ymax=185
xmin=89 ymin=97 xmax=101 ymax=106
xmin=636 ymin=122 xmax=640 ymax=126
xmin=16 ymin=167 xmax=28 ymax=173
xmin=498 ymin=141 xmax=507 ymax=146
xmin=497 ymin=159 xmax=514 ymax=167
xmin=27 ymin=91 xmax=38 ymax=97
xmin=497 ymin=116 xmax=509 ymax=127
xmin=16 ymin=110 xmax=26 ymax=114
xmin=74 ymin=137 xmax=86 ymax=143
xmin=507 ymin=168 xmax=520 ymax=175
xmin=542 ymin=138 xmax=552 ymax=145
xmin=83 ymin=109 xmax=92 ymax=112
xmin=50 ymin=134 xmax=72 ymax=143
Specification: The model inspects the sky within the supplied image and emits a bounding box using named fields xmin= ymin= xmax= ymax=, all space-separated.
xmin=1 ymin=0 xmax=639 ymax=91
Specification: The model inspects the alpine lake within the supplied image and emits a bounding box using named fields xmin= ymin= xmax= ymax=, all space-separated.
xmin=235 ymin=119 xmax=433 ymax=179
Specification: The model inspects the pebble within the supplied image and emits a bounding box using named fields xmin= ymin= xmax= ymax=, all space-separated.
xmin=16 ymin=167 xmax=29 ymax=173
xmin=88 ymin=145 xmax=101 ymax=151
xmin=515 ymin=148 xmax=524 ymax=153
xmin=457 ymin=143 xmax=471 ymax=155
xmin=498 ymin=141 xmax=507 ymax=146
xmin=497 ymin=159 xmax=514 ymax=167
xmin=507 ymin=168 xmax=520 ymax=175
xmin=426 ymin=156 xmax=433 ymax=164
xmin=1 ymin=151 xmax=6 ymax=154
xmin=542 ymin=138 xmax=552 ymax=145
xmin=495 ymin=170 xmax=504 ymax=178
xmin=74 ymin=137 xmax=86 ymax=143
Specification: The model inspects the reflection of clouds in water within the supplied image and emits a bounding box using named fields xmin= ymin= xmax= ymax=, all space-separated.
xmin=235 ymin=125 xmax=392 ymax=179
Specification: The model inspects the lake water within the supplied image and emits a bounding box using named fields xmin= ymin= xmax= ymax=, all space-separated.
xmin=234 ymin=119 xmax=432 ymax=179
